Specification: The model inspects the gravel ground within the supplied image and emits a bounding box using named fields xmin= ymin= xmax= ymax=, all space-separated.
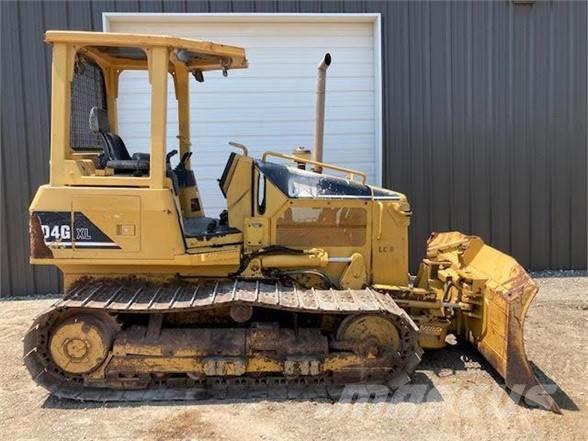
xmin=0 ymin=276 xmax=586 ymax=441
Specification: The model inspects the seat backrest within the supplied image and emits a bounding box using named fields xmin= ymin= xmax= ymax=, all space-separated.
xmin=108 ymin=133 xmax=132 ymax=161
xmin=89 ymin=106 xmax=109 ymax=133
xmin=89 ymin=107 xmax=131 ymax=161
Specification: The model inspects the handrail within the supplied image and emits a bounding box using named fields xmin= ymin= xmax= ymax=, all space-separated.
xmin=261 ymin=151 xmax=367 ymax=184
xmin=228 ymin=141 xmax=249 ymax=156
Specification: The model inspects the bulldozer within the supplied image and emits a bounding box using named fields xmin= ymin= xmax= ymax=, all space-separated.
xmin=25 ymin=31 xmax=558 ymax=412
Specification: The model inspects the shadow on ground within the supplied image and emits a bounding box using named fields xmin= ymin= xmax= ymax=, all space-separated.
xmin=41 ymin=342 xmax=575 ymax=413
xmin=531 ymin=362 xmax=579 ymax=411
xmin=429 ymin=341 xmax=579 ymax=413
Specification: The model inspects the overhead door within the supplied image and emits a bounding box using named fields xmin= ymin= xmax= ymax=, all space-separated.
xmin=108 ymin=16 xmax=380 ymax=216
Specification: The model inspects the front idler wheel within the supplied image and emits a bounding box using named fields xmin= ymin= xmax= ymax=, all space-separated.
xmin=49 ymin=313 xmax=117 ymax=375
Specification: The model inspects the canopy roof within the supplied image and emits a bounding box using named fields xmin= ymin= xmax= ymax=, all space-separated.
xmin=45 ymin=30 xmax=248 ymax=72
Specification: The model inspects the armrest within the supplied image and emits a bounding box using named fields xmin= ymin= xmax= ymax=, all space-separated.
xmin=132 ymin=152 xmax=150 ymax=161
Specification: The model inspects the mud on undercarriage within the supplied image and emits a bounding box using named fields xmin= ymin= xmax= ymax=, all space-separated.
xmin=24 ymin=279 xmax=422 ymax=401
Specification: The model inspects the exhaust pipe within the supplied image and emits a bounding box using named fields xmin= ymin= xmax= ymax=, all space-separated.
xmin=311 ymin=53 xmax=331 ymax=173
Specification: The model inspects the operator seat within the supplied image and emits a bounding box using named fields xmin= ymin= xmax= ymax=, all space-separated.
xmin=89 ymin=107 xmax=150 ymax=174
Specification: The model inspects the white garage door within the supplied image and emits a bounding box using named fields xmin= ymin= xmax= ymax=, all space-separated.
xmin=107 ymin=15 xmax=381 ymax=217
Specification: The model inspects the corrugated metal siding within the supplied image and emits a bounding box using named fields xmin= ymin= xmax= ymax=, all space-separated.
xmin=1 ymin=1 xmax=586 ymax=297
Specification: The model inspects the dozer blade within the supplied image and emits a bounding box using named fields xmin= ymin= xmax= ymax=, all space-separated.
xmin=425 ymin=232 xmax=560 ymax=413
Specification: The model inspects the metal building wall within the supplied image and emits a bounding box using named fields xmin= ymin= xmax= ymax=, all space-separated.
xmin=1 ymin=1 xmax=586 ymax=297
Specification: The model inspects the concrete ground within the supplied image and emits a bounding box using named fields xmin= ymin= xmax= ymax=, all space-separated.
xmin=0 ymin=276 xmax=586 ymax=441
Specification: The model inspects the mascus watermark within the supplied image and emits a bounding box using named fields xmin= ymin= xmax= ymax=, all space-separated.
xmin=314 ymin=383 xmax=558 ymax=420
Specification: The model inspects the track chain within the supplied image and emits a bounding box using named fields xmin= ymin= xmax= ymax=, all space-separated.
xmin=24 ymin=279 xmax=423 ymax=402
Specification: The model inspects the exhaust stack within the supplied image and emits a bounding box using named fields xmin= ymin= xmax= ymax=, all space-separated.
xmin=311 ymin=53 xmax=331 ymax=173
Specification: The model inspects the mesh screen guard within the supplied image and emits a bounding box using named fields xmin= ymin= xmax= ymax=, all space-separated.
xmin=70 ymin=57 xmax=107 ymax=151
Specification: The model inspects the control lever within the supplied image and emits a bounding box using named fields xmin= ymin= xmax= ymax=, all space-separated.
xmin=166 ymin=149 xmax=178 ymax=165
xmin=172 ymin=150 xmax=196 ymax=188
xmin=180 ymin=151 xmax=193 ymax=166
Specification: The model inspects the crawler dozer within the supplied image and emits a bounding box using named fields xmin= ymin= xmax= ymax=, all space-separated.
xmin=26 ymin=31 xmax=558 ymax=412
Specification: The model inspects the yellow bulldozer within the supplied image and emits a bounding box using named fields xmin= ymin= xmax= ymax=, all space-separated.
xmin=25 ymin=31 xmax=558 ymax=412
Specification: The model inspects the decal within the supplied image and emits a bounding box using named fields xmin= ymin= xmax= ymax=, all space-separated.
xmin=377 ymin=245 xmax=395 ymax=253
xmin=33 ymin=211 xmax=120 ymax=249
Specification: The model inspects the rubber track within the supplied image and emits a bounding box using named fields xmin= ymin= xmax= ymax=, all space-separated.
xmin=23 ymin=279 xmax=423 ymax=402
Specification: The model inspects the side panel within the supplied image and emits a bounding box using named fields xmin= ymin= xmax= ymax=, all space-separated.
xmin=371 ymin=201 xmax=410 ymax=286
xmin=30 ymin=185 xmax=185 ymax=260
xmin=72 ymin=196 xmax=141 ymax=253
xmin=224 ymin=155 xmax=253 ymax=232
xmin=270 ymin=197 xmax=372 ymax=283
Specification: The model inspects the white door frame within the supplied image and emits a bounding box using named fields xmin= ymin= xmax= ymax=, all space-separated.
xmin=103 ymin=12 xmax=383 ymax=186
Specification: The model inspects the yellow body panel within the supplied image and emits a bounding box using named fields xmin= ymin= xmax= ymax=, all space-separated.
xmin=370 ymin=197 xmax=411 ymax=286
xmin=31 ymin=185 xmax=184 ymax=259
